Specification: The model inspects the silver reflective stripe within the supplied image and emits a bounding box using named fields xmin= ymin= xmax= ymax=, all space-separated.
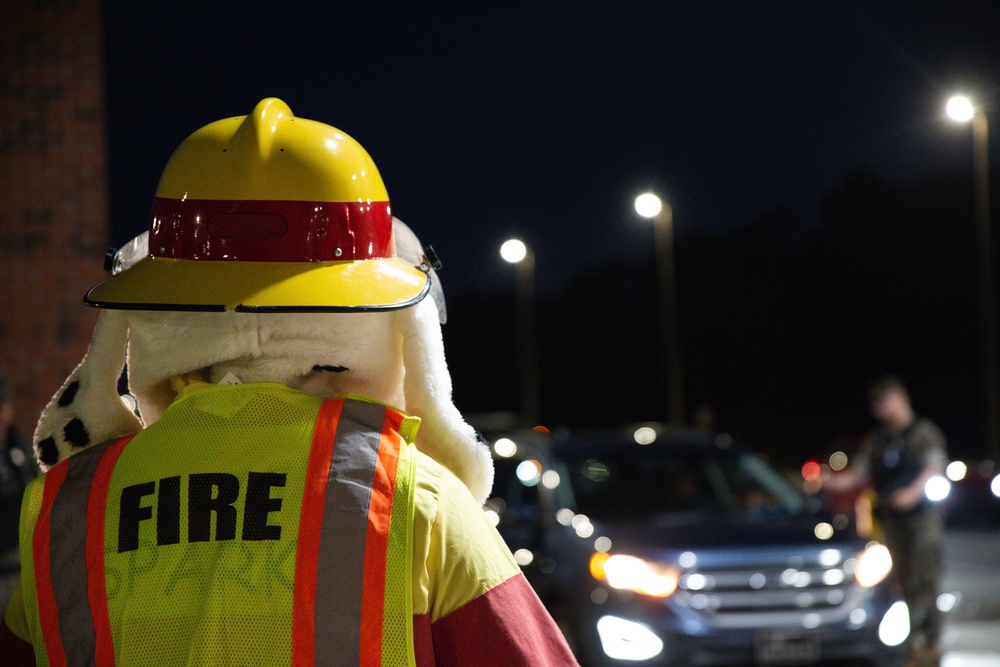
xmin=48 ymin=440 xmax=115 ymax=667
xmin=314 ymin=400 xmax=387 ymax=666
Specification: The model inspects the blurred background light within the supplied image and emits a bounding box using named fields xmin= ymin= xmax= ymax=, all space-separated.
xmin=945 ymin=460 xmax=967 ymax=481
xmin=499 ymin=238 xmax=527 ymax=263
xmin=575 ymin=521 xmax=595 ymax=538
xmin=633 ymin=426 xmax=657 ymax=445
xmin=823 ymin=569 xmax=846 ymax=585
xmin=946 ymin=95 xmax=975 ymax=122
xmin=818 ymin=548 xmax=841 ymax=567
xmin=493 ymin=437 xmax=517 ymax=458
xmin=120 ymin=393 xmax=137 ymax=412
xmin=516 ymin=459 xmax=542 ymax=486
xmin=634 ymin=192 xmax=663 ymax=219
xmin=937 ymin=592 xmax=959 ymax=613
xmin=814 ymin=522 xmax=834 ymax=540
xmin=924 ymin=475 xmax=951 ymax=502
xmin=513 ymin=548 xmax=534 ymax=566
xmin=585 ymin=460 xmax=610 ymax=482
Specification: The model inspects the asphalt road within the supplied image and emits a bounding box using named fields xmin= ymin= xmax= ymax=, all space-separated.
xmin=941 ymin=527 xmax=1000 ymax=666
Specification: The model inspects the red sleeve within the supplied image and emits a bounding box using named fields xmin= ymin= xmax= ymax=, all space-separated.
xmin=430 ymin=573 xmax=579 ymax=667
xmin=0 ymin=619 xmax=36 ymax=667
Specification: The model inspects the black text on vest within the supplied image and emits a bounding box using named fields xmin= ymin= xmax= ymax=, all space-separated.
xmin=118 ymin=472 xmax=286 ymax=553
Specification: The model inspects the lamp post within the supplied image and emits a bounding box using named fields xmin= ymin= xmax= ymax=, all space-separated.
xmin=500 ymin=238 xmax=540 ymax=426
xmin=947 ymin=94 xmax=998 ymax=461
xmin=635 ymin=193 xmax=685 ymax=426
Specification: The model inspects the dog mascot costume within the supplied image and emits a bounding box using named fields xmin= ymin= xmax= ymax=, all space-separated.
xmin=0 ymin=98 xmax=577 ymax=667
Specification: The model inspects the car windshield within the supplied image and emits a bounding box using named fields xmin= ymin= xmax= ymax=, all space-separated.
xmin=562 ymin=445 xmax=805 ymax=523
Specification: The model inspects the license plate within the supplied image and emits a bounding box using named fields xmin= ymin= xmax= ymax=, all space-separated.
xmin=754 ymin=630 xmax=820 ymax=665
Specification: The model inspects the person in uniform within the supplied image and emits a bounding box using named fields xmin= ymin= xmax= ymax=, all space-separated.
xmin=826 ymin=376 xmax=947 ymax=666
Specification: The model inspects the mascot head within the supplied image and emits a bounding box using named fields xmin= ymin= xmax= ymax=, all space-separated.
xmin=33 ymin=98 xmax=493 ymax=504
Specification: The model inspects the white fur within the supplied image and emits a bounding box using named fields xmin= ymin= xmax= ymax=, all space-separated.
xmin=33 ymin=295 xmax=493 ymax=504
xmin=124 ymin=310 xmax=407 ymax=424
xmin=33 ymin=310 xmax=143 ymax=466
xmin=398 ymin=298 xmax=493 ymax=503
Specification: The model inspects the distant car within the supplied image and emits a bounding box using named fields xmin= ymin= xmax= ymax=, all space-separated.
xmin=941 ymin=459 xmax=1000 ymax=527
xmin=486 ymin=426 xmax=909 ymax=667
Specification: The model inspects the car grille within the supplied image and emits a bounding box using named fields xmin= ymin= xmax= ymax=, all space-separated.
xmin=672 ymin=550 xmax=866 ymax=629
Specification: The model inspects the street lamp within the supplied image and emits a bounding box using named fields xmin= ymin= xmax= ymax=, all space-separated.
xmin=635 ymin=193 xmax=685 ymax=426
xmin=947 ymin=94 xmax=998 ymax=461
xmin=500 ymin=238 xmax=540 ymax=425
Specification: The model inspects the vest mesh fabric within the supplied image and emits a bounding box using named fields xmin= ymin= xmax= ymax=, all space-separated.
xmin=380 ymin=432 xmax=416 ymax=666
xmin=21 ymin=383 xmax=418 ymax=667
xmin=18 ymin=476 xmax=45 ymax=666
xmin=105 ymin=383 xmax=319 ymax=666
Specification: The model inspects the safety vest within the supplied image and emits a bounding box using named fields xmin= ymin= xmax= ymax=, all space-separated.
xmin=18 ymin=383 xmax=418 ymax=667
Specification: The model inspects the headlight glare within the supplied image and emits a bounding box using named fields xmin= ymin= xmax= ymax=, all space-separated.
xmin=855 ymin=542 xmax=892 ymax=588
xmin=597 ymin=616 xmax=664 ymax=661
xmin=878 ymin=601 xmax=910 ymax=646
xmin=590 ymin=552 xmax=680 ymax=598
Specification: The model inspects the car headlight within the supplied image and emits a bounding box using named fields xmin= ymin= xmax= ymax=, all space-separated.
xmin=590 ymin=552 xmax=680 ymax=598
xmin=597 ymin=616 xmax=665 ymax=661
xmin=855 ymin=542 xmax=892 ymax=588
xmin=878 ymin=601 xmax=910 ymax=646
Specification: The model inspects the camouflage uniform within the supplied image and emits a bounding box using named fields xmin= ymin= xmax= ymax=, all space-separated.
xmin=860 ymin=418 xmax=947 ymax=661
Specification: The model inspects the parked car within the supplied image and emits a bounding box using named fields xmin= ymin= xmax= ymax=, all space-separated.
xmin=486 ymin=425 xmax=909 ymax=666
xmin=941 ymin=459 xmax=1000 ymax=527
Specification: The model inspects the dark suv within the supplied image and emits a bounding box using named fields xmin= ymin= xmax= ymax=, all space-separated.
xmin=486 ymin=426 xmax=908 ymax=666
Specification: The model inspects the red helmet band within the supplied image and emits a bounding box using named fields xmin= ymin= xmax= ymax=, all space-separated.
xmin=149 ymin=197 xmax=394 ymax=262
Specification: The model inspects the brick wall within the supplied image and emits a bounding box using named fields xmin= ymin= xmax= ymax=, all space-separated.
xmin=0 ymin=0 xmax=108 ymax=438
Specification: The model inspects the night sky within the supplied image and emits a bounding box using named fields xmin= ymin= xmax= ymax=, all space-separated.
xmin=101 ymin=2 xmax=1000 ymax=464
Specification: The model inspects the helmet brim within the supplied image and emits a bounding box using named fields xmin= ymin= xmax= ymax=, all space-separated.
xmin=84 ymin=256 xmax=430 ymax=312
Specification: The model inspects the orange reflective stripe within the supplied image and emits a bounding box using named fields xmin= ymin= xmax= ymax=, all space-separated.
xmin=86 ymin=436 xmax=133 ymax=667
xmin=33 ymin=461 xmax=69 ymax=667
xmin=31 ymin=436 xmax=134 ymax=667
xmin=25 ymin=388 xmax=416 ymax=667
xmin=359 ymin=409 xmax=404 ymax=667
xmin=292 ymin=398 xmax=344 ymax=667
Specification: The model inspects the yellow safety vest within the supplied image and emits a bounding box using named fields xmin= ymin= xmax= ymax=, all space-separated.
xmin=18 ymin=383 xmax=418 ymax=667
